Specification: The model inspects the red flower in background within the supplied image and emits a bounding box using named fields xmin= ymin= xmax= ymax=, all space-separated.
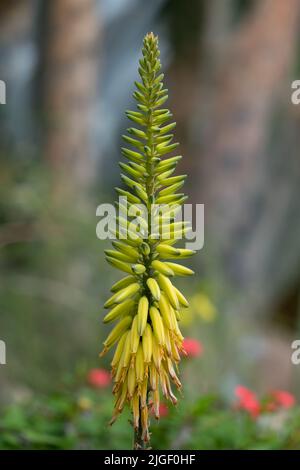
xmin=234 ymin=385 xmax=260 ymax=418
xmin=235 ymin=386 xmax=296 ymax=417
xmin=182 ymin=338 xmax=203 ymax=358
xmin=87 ymin=368 xmax=111 ymax=388
xmin=159 ymin=403 xmax=169 ymax=417
xmin=150 ymin=402 xmax=169 ymax=418
xmin=269 ymin=390 xmax=296 ymax=410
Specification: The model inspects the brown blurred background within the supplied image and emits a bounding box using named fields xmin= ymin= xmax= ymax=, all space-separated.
xmin=1 ymin=0 xmax=300 ymax=404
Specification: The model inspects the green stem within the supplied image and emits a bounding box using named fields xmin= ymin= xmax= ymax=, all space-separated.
xmin=133 ymin=424 xmax=147 ymax=450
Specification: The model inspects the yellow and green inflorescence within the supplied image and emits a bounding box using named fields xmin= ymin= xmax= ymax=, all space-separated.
xmin=100 ymin=32 xmax=195 ymax=444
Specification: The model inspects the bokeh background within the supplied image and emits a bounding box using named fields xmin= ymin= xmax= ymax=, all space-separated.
xmin=1 ymin=0 xmax=300 ymax=449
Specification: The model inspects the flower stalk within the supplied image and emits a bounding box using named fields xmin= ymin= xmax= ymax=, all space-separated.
xmin=100 ymin=32 xmax=195 ymax=448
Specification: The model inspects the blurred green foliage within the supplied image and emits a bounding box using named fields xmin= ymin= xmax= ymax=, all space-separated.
xmin=0 ymin=375 xmax=299 ymax=450
xmin=0 ymin=159 xmax=114 ymax=392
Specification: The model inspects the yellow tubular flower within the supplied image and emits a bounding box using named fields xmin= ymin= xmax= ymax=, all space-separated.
xmin=127 ymin=367 xmax=136 ymax=399
xmin=137 ymin=296 xmax=149 ymax=336
xmin=100 ymin=33 xmax=195 ymax=448
xmin=142 ymin=323 xmax=153 ymax=364
xmin=135 ymin=343 xmax=145 ymax=384
xmin=130 ymin=315 xmax=140 ymax=357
